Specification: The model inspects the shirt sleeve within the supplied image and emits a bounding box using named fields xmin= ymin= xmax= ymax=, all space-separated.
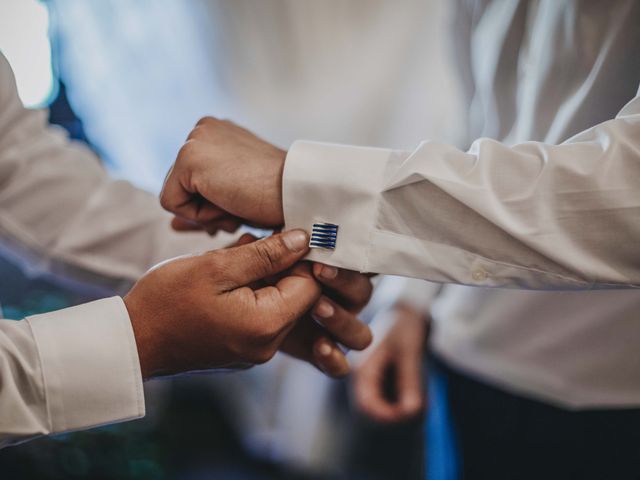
xmin=0 ymin=297 xmax=144 ymax=448
xmin=283 ymin=93 xmax=640 ymax=290
xmin=0 ymin=53 xmax=235 ymax=293
xmin=0 ymin=53 xmax=235 ymax=448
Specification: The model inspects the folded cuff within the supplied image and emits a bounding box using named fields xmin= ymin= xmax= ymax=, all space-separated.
xmin=283 ymin=140 xmax=397 ymax=272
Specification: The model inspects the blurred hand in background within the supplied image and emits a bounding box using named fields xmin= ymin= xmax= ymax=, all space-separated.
xmin=353 ymin=303 xmax=429 ymax=423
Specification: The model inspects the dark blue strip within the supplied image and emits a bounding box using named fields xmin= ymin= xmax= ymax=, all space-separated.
xmin=311 ymin=233 xmax=337 ymax=239
xmin=313 ymin=225 xmax=338 ymax=231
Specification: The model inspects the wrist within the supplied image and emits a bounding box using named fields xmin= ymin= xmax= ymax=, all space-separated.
xmin=270 ymin=147 xmax=286 ymax=226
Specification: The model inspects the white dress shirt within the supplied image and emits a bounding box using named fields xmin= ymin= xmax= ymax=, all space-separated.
xmin=0 ymin=52 xmax=231 ymax=448
xmin=284 ymin=0 xmax=640 ymax=407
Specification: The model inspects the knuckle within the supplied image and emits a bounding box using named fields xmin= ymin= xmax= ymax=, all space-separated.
xmin=254 ymin=314 xmax=289 ymax=343
xmin=206 ymin=251 xmax=233 ymax=284
xmin=320 ymin=309 xmax=372 ymax=350
xmin=322 ymin=359 xmax=349 ymax=378
xmin=353 ymin=326 xmax=374 ymax=350
xmin=254 ymin=241 xmax=282 ymax=273
xmin=246 ymin=313 xmax=292 ymax=364
xmin=186 ymin=126 xmax=203 ymax=140
xmin=315 ymin=311 xmax=340 ymax=330
xmin=159 ymin=190 xmax=172 ymax=210
xmin=363 ymin=279 xmax=374 ymax=302
xmin=361 ymin=326 xmax=374 ymax=347
xmin=177 ymin=139 xmax=199 ymax=164
xmin=251 ymin=344 xmax=277 ymax=364
xmin=205 ymin=252 xmax=224 ymax=274
xmin=196 ymin=115 xmax=216 ymax=127
xmin=350 ymin=277 xmax=374 ymax=311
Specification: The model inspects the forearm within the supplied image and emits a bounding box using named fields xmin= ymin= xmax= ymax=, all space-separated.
xmin=283 ymin=96 xmax=640 ymax=289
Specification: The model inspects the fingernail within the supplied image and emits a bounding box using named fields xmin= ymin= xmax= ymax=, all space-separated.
xmin=314 ymin=299 xmax=334 ymax=318
xmin=317 ymin=342 xmax=333 ymax=357
xmin=320 ymin=265 xmax=338 ymax=280
xmin=282 ymin=229 xmax=308 ymax=252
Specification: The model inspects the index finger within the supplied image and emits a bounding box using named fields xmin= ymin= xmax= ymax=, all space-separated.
xmin=312 ymin=296 xmax=372 ymax=350
xmin=312 ymin=264 xmax=373 ymax=312
xmin=159 ymin=151 xmax=193 ymax=216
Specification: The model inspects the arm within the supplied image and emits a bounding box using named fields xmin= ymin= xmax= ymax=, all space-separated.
xmin=0 ymin=53 xmax=232 ymax=292
xmin=0 ymin=298 xmax=144 ymax=448
xmin=160 ymin=92 xmax=640 ymax=290
xmin=1 ymin=230 xmax=371 ymax=448
xmin=283 ymin=93 xmax=640 ymax=289
xmin=0 ymin=232 xmax=314 ymax=448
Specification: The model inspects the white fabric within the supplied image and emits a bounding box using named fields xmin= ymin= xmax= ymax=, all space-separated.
xmin=0 ymin=52 xmax=230 ymax=447
xmin=284 ymin=0 xmax=640 ymax=407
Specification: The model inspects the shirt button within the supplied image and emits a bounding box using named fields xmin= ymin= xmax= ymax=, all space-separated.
xmin=472 ymin=269 xmax=488 ymax=281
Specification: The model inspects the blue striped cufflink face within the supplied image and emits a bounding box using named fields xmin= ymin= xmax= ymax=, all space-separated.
xmin=309 ymin=223 xmax=339 ymax=250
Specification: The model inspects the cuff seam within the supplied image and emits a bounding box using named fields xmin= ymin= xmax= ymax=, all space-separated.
xmin=114 ymin=297 xmax=145 ymax=417
xmin=25 ymin=318 xmax=54 ymax=434
xmin=362 ymin=165 xmax=389 ymax=273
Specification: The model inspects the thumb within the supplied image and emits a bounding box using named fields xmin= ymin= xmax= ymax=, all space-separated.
xmin=223 ymin=229 xmax=309 ymax=287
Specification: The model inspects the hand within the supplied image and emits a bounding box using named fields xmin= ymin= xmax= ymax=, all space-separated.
xmin=353 ymin=304 xmax=429 ymax=423
xmin=232 ymin=235 xmax=374 ymax=378
xmin=160 ymin=117 xmax=286 ymax=234
xmin=279 ymin=263 xmax=374 ymax=377
xmin=124 ymin=229 xmax=319 ymax=379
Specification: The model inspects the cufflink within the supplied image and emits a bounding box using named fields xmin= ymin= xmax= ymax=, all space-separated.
xmin=309 ymin=223 xmax=339 ymax=250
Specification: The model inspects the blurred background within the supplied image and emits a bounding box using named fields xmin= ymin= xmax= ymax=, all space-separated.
xmin=0 ymin=1 xmax=463 ymax=478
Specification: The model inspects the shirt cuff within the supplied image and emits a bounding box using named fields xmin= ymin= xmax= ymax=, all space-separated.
xmin=283 ymin=140 xmax=400 ymax=272
xmin=27 ymin=297 xmax=145 ymax=434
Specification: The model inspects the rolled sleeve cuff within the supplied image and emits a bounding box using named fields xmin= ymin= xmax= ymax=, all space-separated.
xmin=283 ymin=140 xmax=397 ymax=272
xmin=27 ymin=297 xmax=145 ymax=434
